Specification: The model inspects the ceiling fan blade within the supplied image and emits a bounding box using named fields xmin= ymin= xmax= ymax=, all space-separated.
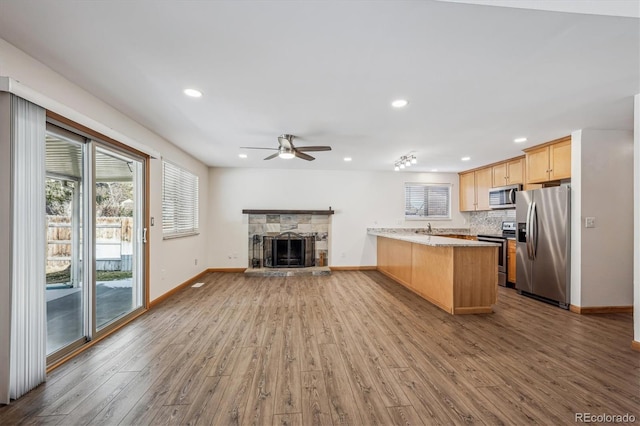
xmin=294 ymin=150 xmax=315 ymax=161
xmin=295 ymin=146 xmax=332 ymax=152
xmin=240 ymin=146 xmax=278 ymax=150
xmin=263 ymin=152 xmax=280 ymax=160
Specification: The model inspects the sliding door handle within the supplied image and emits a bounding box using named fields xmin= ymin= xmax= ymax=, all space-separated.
xmin=143 ymin=228 xmax=148 ymax=244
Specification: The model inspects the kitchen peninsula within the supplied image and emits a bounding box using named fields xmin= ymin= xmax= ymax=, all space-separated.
xmin=369 ymin=230 xmax=499 ymax=314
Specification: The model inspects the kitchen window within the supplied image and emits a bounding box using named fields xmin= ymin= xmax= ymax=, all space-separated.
xmin=162 ymin=160 xmax=199 ymax=238
xmin=405 ymin=182 xmax=451 ymax=220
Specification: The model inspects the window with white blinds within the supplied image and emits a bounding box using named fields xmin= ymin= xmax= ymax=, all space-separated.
xmin=162 ymin=161 xmax=199 ymax=238
xmin=405 ymin=183 xmax=451 ymax=220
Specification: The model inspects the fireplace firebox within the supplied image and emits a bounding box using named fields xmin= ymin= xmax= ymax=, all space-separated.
xmin=263 ymin=232 xmax=315 ymax=268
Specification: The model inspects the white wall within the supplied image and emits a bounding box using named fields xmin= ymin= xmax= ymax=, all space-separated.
xmin=570 ymin=130 xmax=582 ymax=306
xmin=634 ymin=93 xmax=639 ymax=343
xmin=0 ymin=38 xmax=209 ymax=301
xmin=572 ymin=129 xmax=634 ymax=308
xmin=207 ymin=167 xmax=467 ymax=267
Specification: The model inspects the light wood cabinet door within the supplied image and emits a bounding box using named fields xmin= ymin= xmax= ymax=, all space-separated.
xmin=506 ymin=158 xmax=524 ymax=185
xmin=550 ymin=139 xmax=571 ymax=180
xmin=526 ymin=145 xmax=550 ymax=183
xmin=492 ymin=163 xmax=508 ymax=187
xmin=507 ymin=239 xmax=516 ymax=284
xmin=475 ymin=167 xmax=492 ymax=211
xmin=459 ymin=172 xmax=476 ymax=212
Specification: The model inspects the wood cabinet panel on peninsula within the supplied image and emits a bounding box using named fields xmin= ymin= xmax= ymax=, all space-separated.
xmin=459 ymin=167 xmax=492 ymax=211
xmin=525 ymin=136 xmax=571 ymax=183
xmin=374 ymin=233 xmax=498 ymax=314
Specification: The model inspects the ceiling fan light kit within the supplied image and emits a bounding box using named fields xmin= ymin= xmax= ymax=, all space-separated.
xmin=394 ymin=154 xmax=416 ymax=171
xmin=278 ymin=148 xmax=295 ymax=159
xmin=241 ymin=134 xmax=332 ymax=162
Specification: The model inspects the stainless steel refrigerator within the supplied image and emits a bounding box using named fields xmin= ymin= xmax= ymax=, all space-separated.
xmin=515 ymin=186 xmax=570 ymax=308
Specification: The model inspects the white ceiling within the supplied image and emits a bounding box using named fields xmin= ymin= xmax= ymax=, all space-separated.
xmin=0 ymin=0 xmax=638 ymax=173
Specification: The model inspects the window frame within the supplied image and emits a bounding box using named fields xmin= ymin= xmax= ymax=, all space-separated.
xmin=404 ymin=182 xmax=452 ymax=221
xmin=162 ymin=160 xmax=199 ymax=239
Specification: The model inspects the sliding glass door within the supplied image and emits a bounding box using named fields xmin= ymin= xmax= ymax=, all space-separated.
xmin=45 ymin=130 xmax=86 ymax=355
xmin=94 ymin=146 xmax=144 ymax=330
xmin=45 ymin=124 xmax=146 ymax=363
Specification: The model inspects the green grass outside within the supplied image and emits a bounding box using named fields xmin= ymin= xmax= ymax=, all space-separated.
xmin=46 ymin=266 xmax=132 ymax=284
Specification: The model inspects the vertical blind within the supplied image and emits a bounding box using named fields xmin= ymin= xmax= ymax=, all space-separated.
xmin=162 ymin=161 xmax=199 ymax=238
xmin=9 ymin=95 xmax=47 ymax=401
xmin=405 ymin=183 xmax=451 ymax=219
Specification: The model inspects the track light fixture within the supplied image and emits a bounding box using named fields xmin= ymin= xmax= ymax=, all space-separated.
xmin=393 ymin=154 xmax=417 ymax=171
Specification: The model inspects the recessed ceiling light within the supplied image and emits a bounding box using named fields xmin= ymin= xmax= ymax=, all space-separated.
xmin=344 ymin=157 xmax=352 ymax=162
xmin=431 ymin=168 xmax=438 ymax=172
xmin=183 ymin=88 xmax=202 ymax=98
xmin=391 ymin=99 xmax=408 ymax=108
xmin=461 ymin=156 xmax=471 ymax=161
xmin=238 ymin=153 xmax=247 ymax=159
xmin=514 ymin=137 xmax=527 ymax=143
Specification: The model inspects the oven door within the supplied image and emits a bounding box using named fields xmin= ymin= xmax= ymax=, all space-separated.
xmin=477 ymin=236 xmax=507 ymax=286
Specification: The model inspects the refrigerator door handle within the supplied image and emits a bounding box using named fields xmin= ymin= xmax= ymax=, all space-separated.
xmin=531 ymin=201 xmax=538 ymax=260
xmin=525 ymin=201 xmax=533 ymax=260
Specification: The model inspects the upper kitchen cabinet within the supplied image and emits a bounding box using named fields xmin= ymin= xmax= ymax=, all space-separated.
xmin=525 ymin=136 xmax=571 ymax=184
xmin=459 ymin=171 xmax=475 ymax=211
xmin=459 ymin=167 xmax=492 ymax=211
xmin=492 ymin=156 xmax=525 ymax=187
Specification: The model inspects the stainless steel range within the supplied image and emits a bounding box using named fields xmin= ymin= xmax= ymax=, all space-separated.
xmin=477 ymin=221 xmax=516 ymax=287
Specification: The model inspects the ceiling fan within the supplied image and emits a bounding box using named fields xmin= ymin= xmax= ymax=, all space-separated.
xmin=241 ymin=134 xmax=331 ymax=161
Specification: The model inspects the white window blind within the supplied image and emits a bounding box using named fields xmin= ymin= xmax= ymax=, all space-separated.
xmin=405 ymin=183 xmax=451 ymax=220
xmin=162 ymin=161 xmax=199 ymax=238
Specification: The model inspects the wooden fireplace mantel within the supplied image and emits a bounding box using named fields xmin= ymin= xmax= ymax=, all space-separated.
xmin=242 ymin=209 xmax=335 ymax=215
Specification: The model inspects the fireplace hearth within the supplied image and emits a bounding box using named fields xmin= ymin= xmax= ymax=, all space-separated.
xmin=263 ymin=232 xmax=315 ymax=268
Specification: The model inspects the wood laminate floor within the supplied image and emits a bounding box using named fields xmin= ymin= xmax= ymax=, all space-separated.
xmin=1 ymin=271 xmax=638 ymax=425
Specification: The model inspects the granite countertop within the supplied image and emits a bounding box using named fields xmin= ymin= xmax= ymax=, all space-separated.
xmin=368 ymin=230 xmax=500 ymax=247
xmin=367 ymin=227 xmax=471 ymax=236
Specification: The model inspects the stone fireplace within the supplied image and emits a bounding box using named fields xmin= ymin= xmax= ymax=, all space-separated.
xmin=243 ymin=209 xmax=332 ymax=270
xmin=263 ymin=232 xmax=315 ymax=268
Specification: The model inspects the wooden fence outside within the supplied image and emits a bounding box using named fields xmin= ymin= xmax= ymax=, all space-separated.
xmin=47 ymin=216 xmax=134 ymax=272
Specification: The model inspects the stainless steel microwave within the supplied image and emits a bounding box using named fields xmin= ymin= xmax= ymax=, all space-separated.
xmin=489 ymin=184 xmax=522 ymax=209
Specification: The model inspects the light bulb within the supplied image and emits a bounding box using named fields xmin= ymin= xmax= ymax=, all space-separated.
xmin=183 ymin=88 xmax=202 ymax=98
xmin=400 ymin=163 xmax=405 ymax=169
xmin=391 ymin=99 xmax=408 ymax=108
xmin=411 ymin=156 xmax=417 ymax=164
xmin=405 ymin=159 xmax=411 ymax=167
xmin=394 ymin=165 xmax=400 ymax=171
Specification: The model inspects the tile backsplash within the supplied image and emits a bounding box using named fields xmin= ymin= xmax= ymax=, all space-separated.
xmin=469 ymin=209 xmax=516 ymax=235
